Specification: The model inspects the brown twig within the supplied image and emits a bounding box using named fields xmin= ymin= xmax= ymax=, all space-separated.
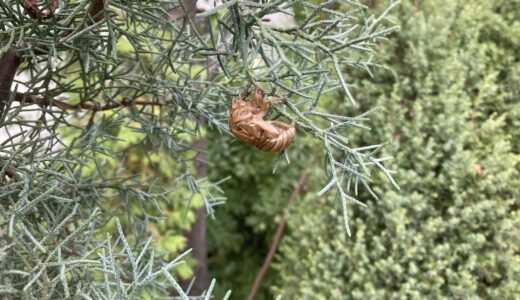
xmin=246 ymin=165 xmax=313 ymax=300
xmin=3 ymin=168 xmax=19 ymax=180
xmin=13 ymin=92 xmax=168 ymax=111
xmin=0 ymin=48 xmax=22 ymax=116
xmin=89 ymin=0 xmax=105 ymax=22
xmin=23 ymin=0 xmax=59 ymax=19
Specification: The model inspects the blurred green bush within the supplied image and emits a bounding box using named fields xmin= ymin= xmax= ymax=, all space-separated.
xmin=272 ymin=1 xmax=520 ymax=299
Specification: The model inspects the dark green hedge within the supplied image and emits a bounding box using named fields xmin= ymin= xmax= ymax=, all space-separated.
xmin=273 ymin=1 xmax=520 ymax=298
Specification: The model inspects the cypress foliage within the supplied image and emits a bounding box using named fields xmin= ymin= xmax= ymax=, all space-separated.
xmin=273 ymin=1 xmax=520 ymax=298
xmin=0 ymin=0 xmax=397 ymax=298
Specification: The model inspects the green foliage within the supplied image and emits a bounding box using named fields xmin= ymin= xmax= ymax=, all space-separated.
xmin=82 ymin=122 xmax=201 ymax=279
xmin=202 ymin=1 xmax=400 ymax=297
xmin=206 ymin=127 xmax=320 ymax=299
xmin=0 ymin=0 xmax=397 ymax=298
xmin=272 ymin=1 xmax=520 ymax=298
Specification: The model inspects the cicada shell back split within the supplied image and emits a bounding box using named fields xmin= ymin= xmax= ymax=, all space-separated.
xmin=228 ymin=88 xmax=296 ymax=154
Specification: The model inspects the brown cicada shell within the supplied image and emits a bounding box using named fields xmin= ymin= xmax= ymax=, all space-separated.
xmin=228 ymin=88 xmax=296 ymax=153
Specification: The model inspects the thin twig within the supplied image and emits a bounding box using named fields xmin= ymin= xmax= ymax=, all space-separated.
xmin=246 ymin=164 xmax=314 ymax=300
xmin=89 ymin=0 xmax=105 ymax=22
xmin=13 ymin=92 xmax=168 ymax=111
xmin=23 ymin=0 xmax=59 ymax=19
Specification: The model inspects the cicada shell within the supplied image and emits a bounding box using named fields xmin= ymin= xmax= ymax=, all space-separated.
xmin=228 ymin=88 xmax=296 ymax=154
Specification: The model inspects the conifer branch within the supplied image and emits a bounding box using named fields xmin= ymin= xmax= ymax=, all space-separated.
xmin=13 ymin=92 xmax=169 ymax=111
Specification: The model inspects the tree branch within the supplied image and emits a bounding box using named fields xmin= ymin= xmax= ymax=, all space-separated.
xmin=0 ymin=48 xmax=22 ymax=116
xmin=13 ymin=92 xmax=168 ymax=111
xmin=246 ymin=165 xmax=313 ymax=300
